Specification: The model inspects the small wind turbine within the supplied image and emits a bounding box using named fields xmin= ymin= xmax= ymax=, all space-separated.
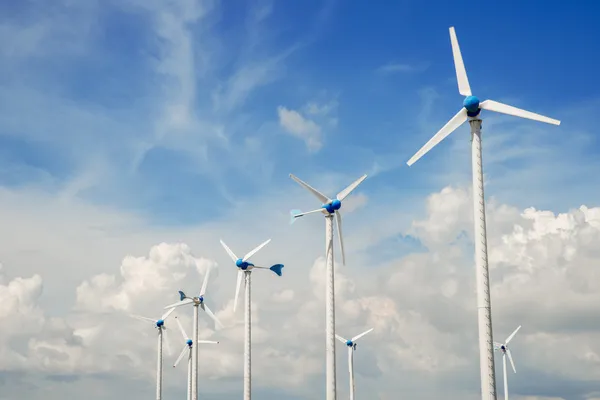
xmin=129 ymin=307 xmax=175 ymax=400
xmin=173 ymin=316 xmax=219 ymax=400
xmin=335 ymin=328 xmax=373 ymax=400
xmin=289 ymin=173 xmax=367 ymax=400
xmin=219 ymin=238 xmax=284 ymax=400
xmin=494 ymin=325 xmax=521 ymax=400
xmin=406 ymin=26 xmax=560 ymax=400
xmin=165 ymin=267 xmax=223 ymax=400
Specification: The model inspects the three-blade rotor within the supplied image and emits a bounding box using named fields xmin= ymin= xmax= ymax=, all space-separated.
xmin=220 ymin=238 xmax=282 ymax=312
xmin=407 ymin=26 xmax=561 ymax=167
xmin=335 ymin=327 xmax=374 ymax=348
xmin=173 ymin=316 xmax=219 ymax=368
xmin=129 ymin=307 xmax=176 ymax=355
xmin=163 ymin=266 xmax=224 ymax=330
xmin=494 ymin=325 xmax=521 ymax=374
xmin=289 ymin=173 xmax=367 ymax=265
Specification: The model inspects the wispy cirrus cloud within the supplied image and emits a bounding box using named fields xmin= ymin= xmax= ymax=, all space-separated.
xmin=376 ymin=61 xmax=429 ymax=75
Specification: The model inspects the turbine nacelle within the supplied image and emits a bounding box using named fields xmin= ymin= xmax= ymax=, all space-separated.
xmin=463 ymin=95 xmax=481 ymax=117
xmin=322 ymin=199 xmax=342 ymax=214
xmin=235 ymin=258 xmax=254 ymax=270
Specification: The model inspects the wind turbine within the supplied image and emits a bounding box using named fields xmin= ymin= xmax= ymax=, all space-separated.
xmin=289 ymin=173 xmax=368 ymax=400
xmin=165 ymin=267 xmax=223 ymax=400
xmin=173 ymin=316 xmax=219 ymax=400
xmin=494 ymin=326 xmax=521 ymax=400
xmin=406 ymin=26 xmax=560 ymax=400
xmin=129 ymin=307 xmax=175 ymax=400
xmin=219 ymin=238 xmax=284 ymax=400
xmin=335 ymin=328 xmax=373 ymax=400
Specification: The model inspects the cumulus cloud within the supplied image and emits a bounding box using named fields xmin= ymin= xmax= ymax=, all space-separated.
xmin=1 ymin=185 xmax=600 ymax=399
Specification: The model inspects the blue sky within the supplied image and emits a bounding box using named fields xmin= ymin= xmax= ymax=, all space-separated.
xmin=2 ymin=1 xmax=600 ymax=400
xmin=2 ymin=0 xmax=599 ymax=228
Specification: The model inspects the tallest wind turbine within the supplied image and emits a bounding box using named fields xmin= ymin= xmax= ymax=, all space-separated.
xmin=406 ymin=27 xmax=560 ymax=400
xmin=290 ymin=173 xmax=367 ymax=400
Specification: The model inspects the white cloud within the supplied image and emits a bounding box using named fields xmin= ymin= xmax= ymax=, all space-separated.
xmin=376 ymin=62 xmax=428 ymax=74
xmin=277 ymin=106 xmax=323 ymax=151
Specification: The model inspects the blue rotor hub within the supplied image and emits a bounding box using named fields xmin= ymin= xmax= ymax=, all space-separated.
xmin=323 ymin=199 xmax=342 ymax=214
xmin=187 ymin=339 xmax=193 ymax=346
xmin=156 ymin=319 xmax=164 ymax=327
xmin=346 ymin=340 xmax=353 ymax=347
xmin=463 ymin=95 xmax=481 ymax=117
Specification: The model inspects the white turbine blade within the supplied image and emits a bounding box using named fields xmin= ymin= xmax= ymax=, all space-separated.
xmin=505 ymin=325 xmax=522 ymax=344
xmin=335 ymin=174 xmax=367 ymax=201
xmin=480 ymin=100 xmax=560 ymax=125
xmin=129 ymin=314 xmax=155 ymax=323
xmin=507 ymin=349 xmax=517 ymax=374
xmin=242 ymin=238 xmax=271 ymax=262
xmin=200 ymin=303 xmax=224 ymax=330
xmin=449 ymin=27 xmax=472 ymax=96
xmin=351 ymin=328 xmax=374 ymax=342
xmin=407 ymin=108 xmax=468 ymax=166
xmin=197 ymin=340 xmax=219 ymax=344
xmin=220 ymin=239 xmax=239 ymax=262
xmin=292 ymin=208 xmax=325 ymax=218
xmin=335 ymin=211 xmax=346 ymax=266
xmin=164 ymin=298 xmax=194 ymax=310
xmin=335 ymin=334 xmax=348 ymax=344
xmin=175 ymin=316 xmax=189 ymax=341
xmin=161 ymin=307 xmax=176 ymax=321
xmin=233 ymin=270 xmax=244 ymax=313
xmin=289 ymin=174 xmax=331 ymax=203
xmin=173 ymin=345 xmax=188 ymax=368
xmin=200 ymin=266 xmax=211 ymax=297
xmin=493 ymin=342 xmax=503 ymax=350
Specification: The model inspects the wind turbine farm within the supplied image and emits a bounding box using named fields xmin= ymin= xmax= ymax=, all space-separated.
xmin=3 ymin=2 xmax=598 ymax=399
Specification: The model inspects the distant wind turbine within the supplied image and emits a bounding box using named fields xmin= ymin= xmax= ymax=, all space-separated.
xmin=494 ymin=325 xmax=521 ymax=400
xmin=173 ymin=316 xmax=219 ymax=400
xmin=220 ymin=238 xmax=284 ymax=400
xmin=289 ymin=172 xmax=368 ymax=400
xmin=130 ymin=307 xmax=175 ymax=400
xmin=336 ymin=328 xmax=373 ymax=400
xmin=165 ymin=267 xmax=223 ymax=400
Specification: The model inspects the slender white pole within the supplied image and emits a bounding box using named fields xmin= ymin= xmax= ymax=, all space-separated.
xmin=187 ymin=351 xmax=192 ymax=400
xmin=191 ymin=304 xmax=199 ymax=400
xmin=502 ymin=354 xmax=508 ymax=400
xmin=348 ymin=348 xmax=355 ymax=400
xmin=244 ymin=271 xmax=252 ymax=400
xmin=325 ymin=214 xmax=337 ymax=400
xmin=157 ymin=328 xmax=163 ymax=400
xmin=470 ymin=118 xmax=497 ymax=400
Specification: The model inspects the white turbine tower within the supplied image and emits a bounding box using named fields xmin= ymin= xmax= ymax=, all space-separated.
xmin=335 ymin=328 xmax=373 ymax=400
xmin=129 ymin=307 xmax=175 ymax=400
xmin=289 ymin=173 xmax=368 ymax=400
xmin=165 ymin=267 xmax=223 ymax=400
xmin=406 ymin=26 xmax=560 ymax=400
xmin=173 ymin=316 xmax=219 ymax=400
xmin=219 ymin=238 xmax=284 ymax=400
xmin=494 ymin=325 xmax=521 ymax=400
